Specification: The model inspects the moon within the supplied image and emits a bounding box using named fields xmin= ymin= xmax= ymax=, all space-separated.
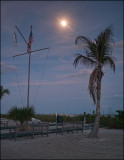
xmin=61 ymin=20 xmax=67 ymax=27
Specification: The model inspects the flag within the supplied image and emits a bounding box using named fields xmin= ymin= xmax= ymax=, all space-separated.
xmin=27 ymin=30 xmax=34 ymax=53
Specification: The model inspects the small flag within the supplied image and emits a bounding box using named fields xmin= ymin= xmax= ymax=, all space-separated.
xmin=27 ymin=29 xmax=34 ymax=53
xmin=13 ymin=32 xmax=17 ymax=47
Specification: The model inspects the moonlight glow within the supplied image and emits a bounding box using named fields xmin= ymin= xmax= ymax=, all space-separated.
xmin=61 ymin=20 xmax=67 ymax=27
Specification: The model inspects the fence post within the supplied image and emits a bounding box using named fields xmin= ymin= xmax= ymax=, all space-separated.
xmin=56 ymin=112 xmax=57 ymax=123
xmin=83 ymin=112 xmax=86 ymax=130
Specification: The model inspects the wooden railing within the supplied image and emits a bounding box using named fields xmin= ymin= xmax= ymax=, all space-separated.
xmin=1 ymin=121 xmax=92 ymax=140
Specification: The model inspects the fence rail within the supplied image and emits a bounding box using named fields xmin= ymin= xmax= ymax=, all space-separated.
xmin=0 ymin=121 xmax=85 ymax=139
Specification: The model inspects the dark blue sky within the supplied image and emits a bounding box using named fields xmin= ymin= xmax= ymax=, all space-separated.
xmin=1 ymin=1 xmax=123 ymax=114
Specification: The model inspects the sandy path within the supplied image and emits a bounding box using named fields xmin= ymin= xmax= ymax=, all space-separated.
xmin=1 ymin=128 xmax=123 ymax=159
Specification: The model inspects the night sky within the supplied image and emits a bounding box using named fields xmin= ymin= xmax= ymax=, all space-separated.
xmin=1 ymin=1 xmax=123 ymax=114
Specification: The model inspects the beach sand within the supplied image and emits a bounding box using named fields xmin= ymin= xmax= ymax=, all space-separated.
xmin=1 ymin=128 xmax=123 ymax=159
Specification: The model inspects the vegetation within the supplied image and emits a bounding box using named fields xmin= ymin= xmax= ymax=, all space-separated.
xmin=1 ymin=110 xmax=124 ymax=129
xmin=31 ymin=112 xmax=123 ymax=129
xmin=34 ymin=114 xmax=56 ymax=122
xmin=115 ymin=110 xmax=124 ymax=129
xmin=8 ymin=106 xmax=35 ymax=124
xmin=73 ymin=26 xmax=116 ymax=138
xmin=0 ymin=85 xmax=10 ymax=100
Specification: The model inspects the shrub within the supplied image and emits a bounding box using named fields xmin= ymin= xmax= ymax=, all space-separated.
xmin=115 ymin=110 xmax=124 ymax=129
xmin=8 ymin=106 xmax=35 ymax=124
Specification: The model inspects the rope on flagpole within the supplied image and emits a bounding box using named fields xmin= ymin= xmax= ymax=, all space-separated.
xmin=13 ymin=57 xmax=24 ymax=107
xmin=33 ymin=48 xmax=49 ymax=106
xmin=15 ymin=25 xmax=28 ymax=45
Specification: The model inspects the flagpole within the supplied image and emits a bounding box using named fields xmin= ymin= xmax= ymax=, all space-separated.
xmin=13 ymin=25 xmax=49 ymax=108
xmin=27 ymin=25 xmax=32 ymax=108
xmin=27 ymin=49 xmax=31 ymax=108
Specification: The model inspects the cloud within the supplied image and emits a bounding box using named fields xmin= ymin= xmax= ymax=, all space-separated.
xmin=113 ymin=40 xmax=123 ymax=55
xmin=102 ymin=94 xmax=123 ymax=100
xmin=6 ymin=77 xmax=85 ymax=87
xmin=58 ymin=69 xmax=92 ymax=79
xmin=6 ymin=68 xmax=91 ymax=88
xmin=1 ymin=62 xmax=16 ymax=74
xmin=116 ymin=60 xmax=123 ymax=65
xmin=113 ymin=94 xmax=123 ymax=97
xmin=114 ymin=41 xmax=123 ymax=47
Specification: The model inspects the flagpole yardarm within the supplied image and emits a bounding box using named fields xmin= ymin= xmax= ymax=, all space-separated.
xmin=13 ymin=48 xmax=49 ymax=58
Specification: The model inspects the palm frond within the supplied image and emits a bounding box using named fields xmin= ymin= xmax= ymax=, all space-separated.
xmin=3 ymin=89 xmax=10 ymax=95
xmin=75 ymin=36 xmax=98 ymax=61
xmin=73 ymin=53 xmax=97 ymax=68
xmin=95 ymin=26 xmax=114 ymax=62
xmin=0 ymin=85 xmax=10 ymax=99
xmin=88 ymin=67 xmax=98 ymax=104
xmin=75 ymin=36 xmax=91 ymax=47
xmin=103 ymin=56 xmax=116 ymax=73
xmin=88 ymin=66 xmax=104 ymax=104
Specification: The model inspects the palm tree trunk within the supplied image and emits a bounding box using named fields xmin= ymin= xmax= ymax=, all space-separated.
xmin=88 ymin=78 xmax=101 ymax=138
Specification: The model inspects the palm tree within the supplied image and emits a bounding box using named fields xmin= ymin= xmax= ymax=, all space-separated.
xmin=0 ymin=85 xmax=10 ymax=100
xmin=8 ymin=106 xmax=35 ymax=131
xmin=8 ymin=106 xmax=35 ymax=125
xmin=73 ymin=26 xmax=116 ymax=138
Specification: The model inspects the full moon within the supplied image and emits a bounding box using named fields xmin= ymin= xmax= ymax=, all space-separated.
xmin=61 ymin=20 xmax=67 ymax=27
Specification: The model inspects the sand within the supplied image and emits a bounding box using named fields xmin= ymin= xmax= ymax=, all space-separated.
xmin=1 ymin=128 xmax=123 ymax=159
